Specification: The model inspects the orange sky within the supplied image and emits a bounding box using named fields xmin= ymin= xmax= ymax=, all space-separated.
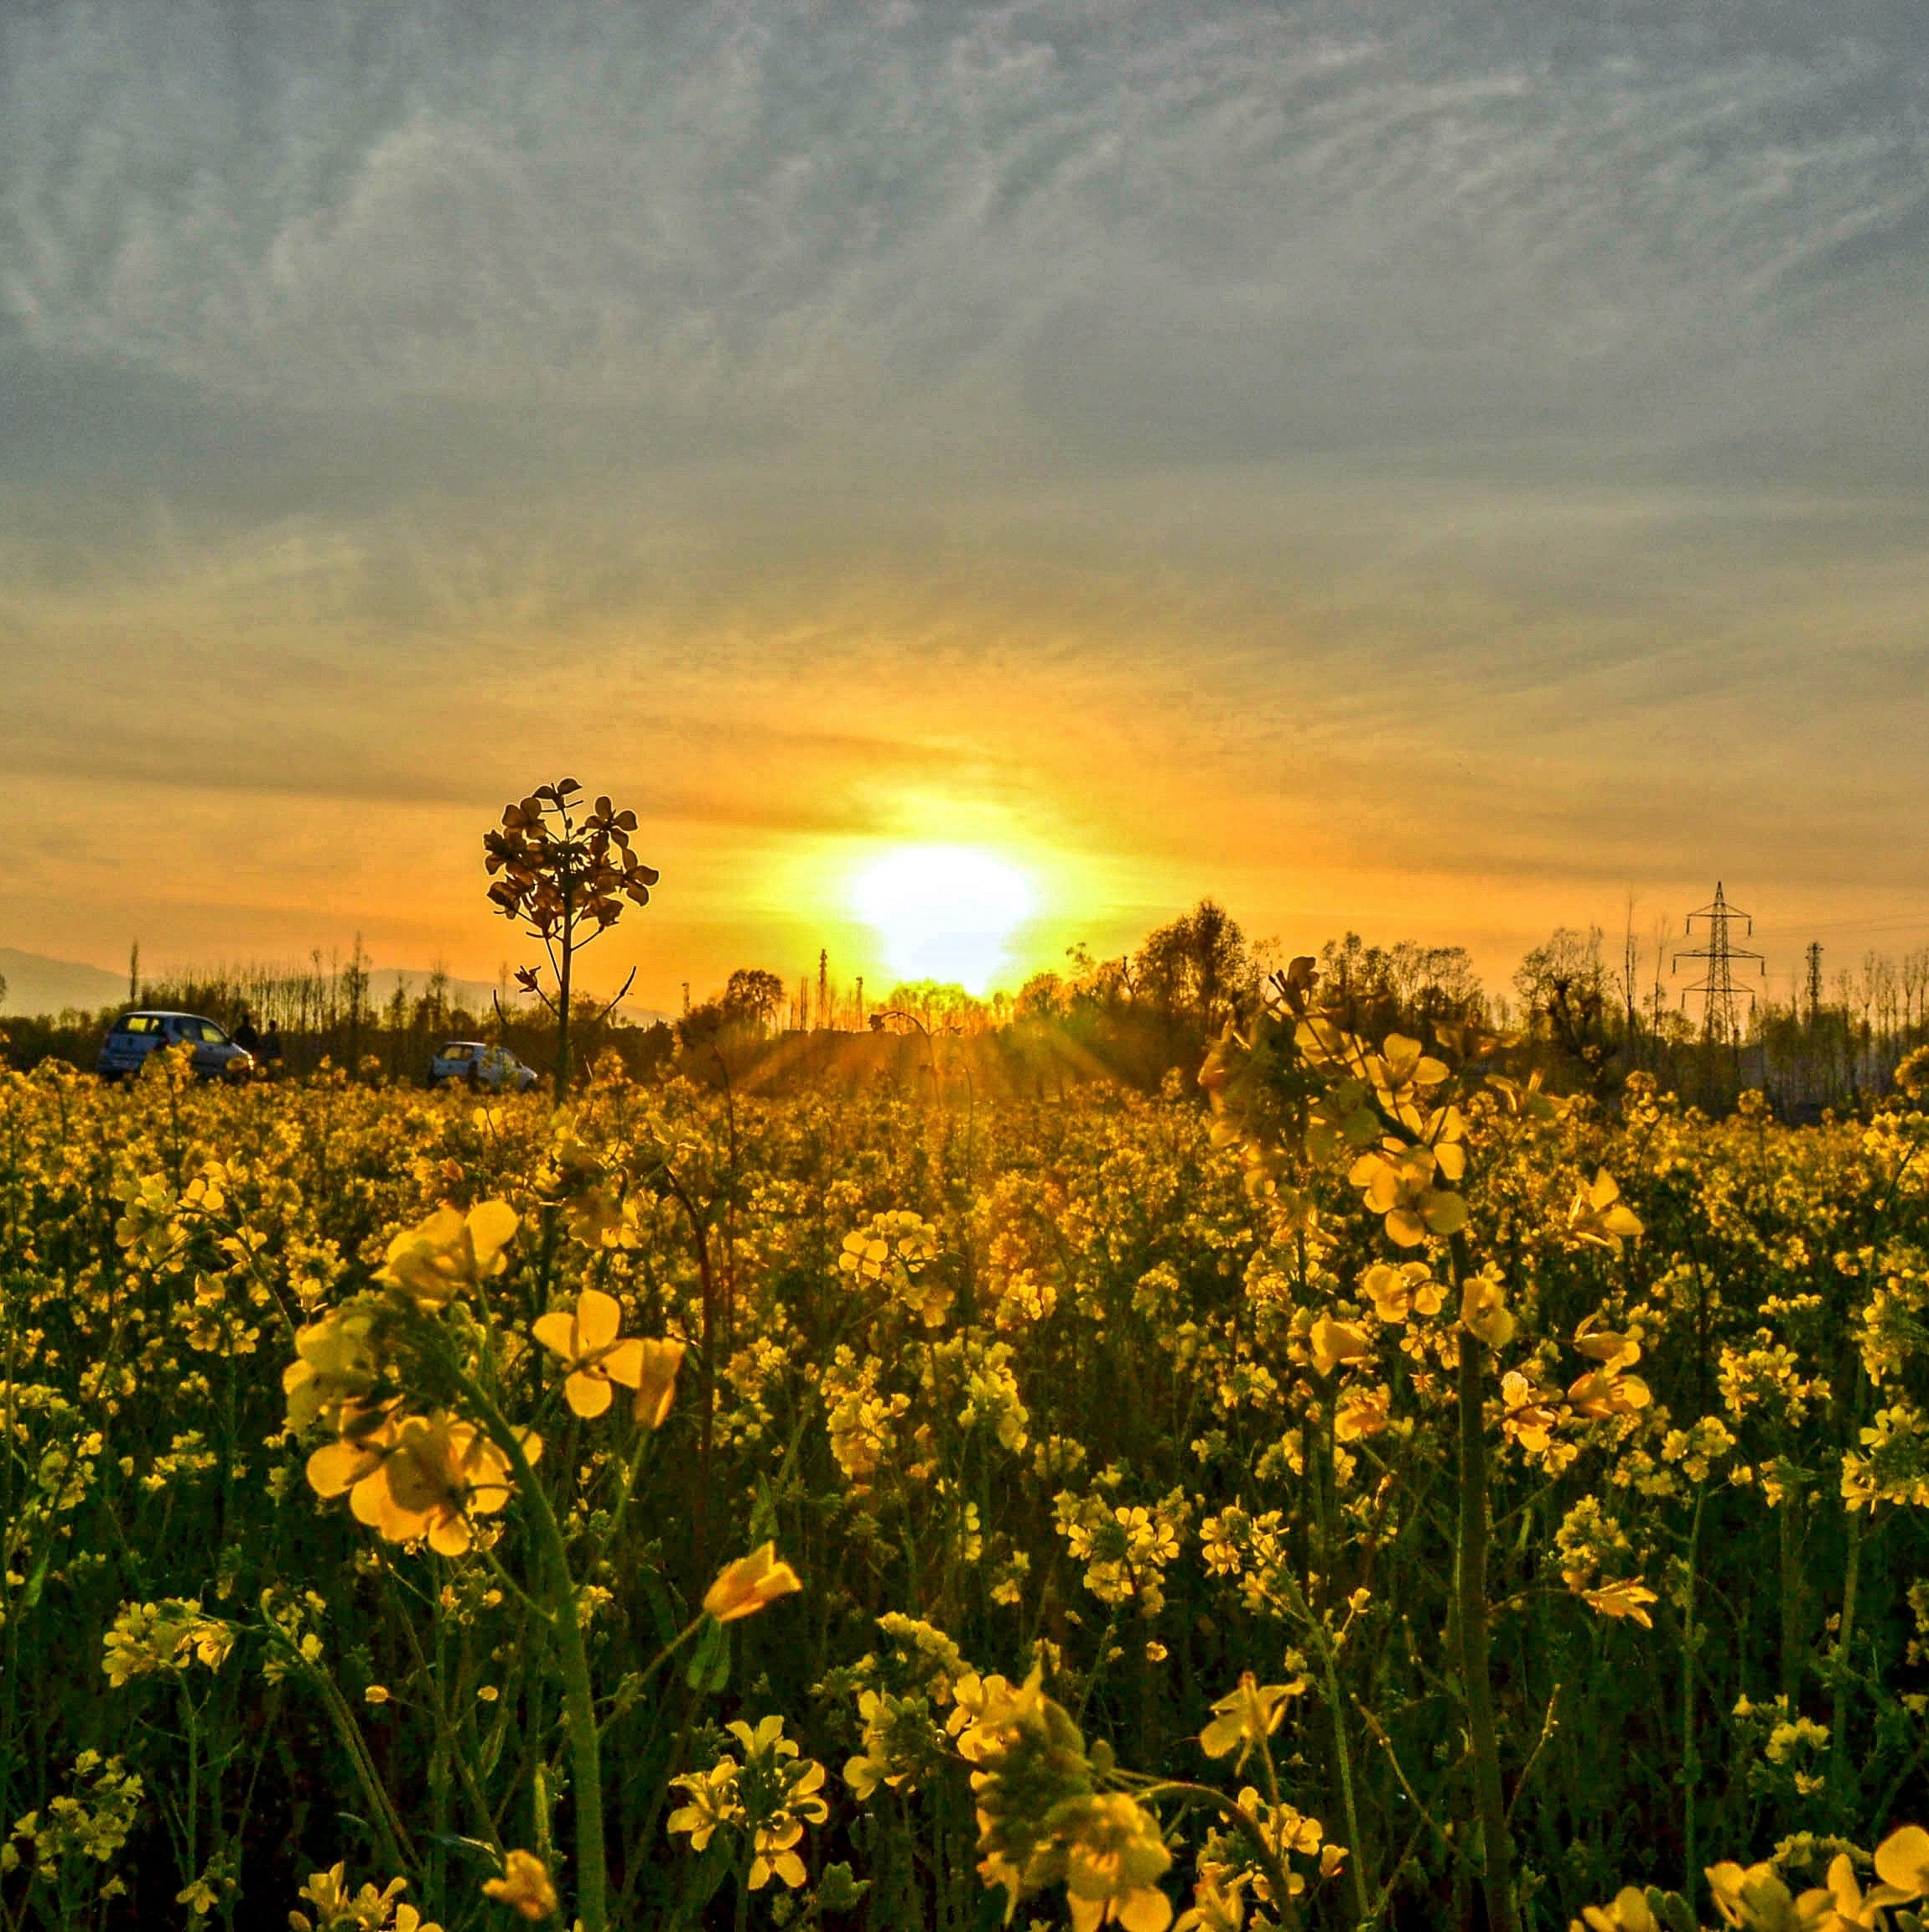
xmin=3 ymin=2 xmax=1928 ymax=1013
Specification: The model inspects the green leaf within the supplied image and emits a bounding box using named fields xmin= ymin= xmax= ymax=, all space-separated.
xmin=686 ymin=1616 xmax=730 ymax=1694
xmin=639 ymin=1566 xmax=684 ymax=1656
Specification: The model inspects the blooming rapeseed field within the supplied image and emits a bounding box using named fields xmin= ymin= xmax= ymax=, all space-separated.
xmin=3 ymin=1016 xmax=1928 ymax=1930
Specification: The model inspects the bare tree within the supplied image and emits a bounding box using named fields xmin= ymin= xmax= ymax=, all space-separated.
xmin=1905 ymin=948 xmax=1929 ymax=1034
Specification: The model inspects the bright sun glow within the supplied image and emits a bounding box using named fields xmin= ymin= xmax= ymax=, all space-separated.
xmin=852 ymin=847 xmax=1035 ymax=995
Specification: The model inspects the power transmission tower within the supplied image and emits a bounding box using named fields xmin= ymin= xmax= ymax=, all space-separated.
xmin=1805 ymin=943 xmax=1823 ymax=1025
xmin=1674 ymin=882 xmax=1766 ymax=1044
xmin=817 ymin=949 xmax=829 ymax=1031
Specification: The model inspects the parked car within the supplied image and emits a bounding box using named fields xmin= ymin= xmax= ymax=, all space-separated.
xmin=99 ymin=1011 xmax=257 ymax=1083
xmin=428 ymin=1041 xmax=540 ymax=1091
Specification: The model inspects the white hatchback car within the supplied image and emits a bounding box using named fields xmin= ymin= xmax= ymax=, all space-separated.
xmin=428 ymin=1041 xmax=539 ymax=1091
xmin=99 ymin=1011 xmax=257 ymax=1083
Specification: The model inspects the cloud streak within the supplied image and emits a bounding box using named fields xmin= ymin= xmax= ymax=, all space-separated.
xmin=1 ymin=0 xmax=1926 ymax=994
xmin=6 ymin=0 xmax=1927 ymax=465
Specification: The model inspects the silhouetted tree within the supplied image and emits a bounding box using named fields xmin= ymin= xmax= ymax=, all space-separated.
xmin=1135 ymin=900 xmax=1251 ymax=1026
xmin=484 ymin=779 xmax=659 ymax=1101
xmin=722 ymin=969 xmax=785 ymax=1030
xmin=1515 ymin=926 xmax=1609 ymax=1073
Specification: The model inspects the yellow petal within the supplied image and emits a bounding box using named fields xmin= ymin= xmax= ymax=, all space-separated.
xmin=428 ymin=1514 xmax=473 ymax=1558
xmin=349 ymin=1467 xmax=397 ymax=1526
xmin=532 ymin=1311 xmax=576 ymax=1359
xmin=1120 ymin=1887 xmax=1175 ymax=1932
xmin=574 ymin=1288 xmax=622 ymax=1352
xmin=600 ymin=1337 xmax=646 ymax=1389
xmin=566 ymin=1371 xmax=614 ymax=1418
xmin=1875 ymin=1826 xmax=1929 ymax=1896
xmin=465 ymin=1201 xmax=519 ymax=1272
xmin=307 ymin=1440 xmax=375 ymax=1498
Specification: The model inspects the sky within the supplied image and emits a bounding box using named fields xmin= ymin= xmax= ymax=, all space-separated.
xmin=3 ymin=0 xmax=1928 ymax=1010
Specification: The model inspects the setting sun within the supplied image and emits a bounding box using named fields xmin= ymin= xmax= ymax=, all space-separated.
xmin=851 ymin=846 xmax=1035 ymax=995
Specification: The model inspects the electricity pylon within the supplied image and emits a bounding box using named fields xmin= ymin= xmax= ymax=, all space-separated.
xmin=1674 ymin=882 xmax=1766 ymax=1044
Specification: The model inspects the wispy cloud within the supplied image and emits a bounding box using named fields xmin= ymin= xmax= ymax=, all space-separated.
xmin=5 ymin=0 xmax=1926 ymax=464
xmin=2 ymin=0 xmax=1927 ymax=989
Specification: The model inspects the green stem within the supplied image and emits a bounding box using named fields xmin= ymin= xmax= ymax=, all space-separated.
xmin=1683 ymin=1488 xmax=1704 ymax=1902
xmin=184 ymin=1691 xmax=200 ymax=1887
xmin=461 ymin=1378 xmax=608 ymax=1932
xmin=1138 ymin=1779 xmax=1298 ymax=1914
xmin=396 ymin=1603 xmax=507 ymax=1861
xmin=1454 ymin=1314 xmax=1519 ymax=1932
xmin=260 ymin=1619 xmax=417 ymax=1877
xmin=1271 ymin=1571 xmax=1373 ymax=1923
xmin=1831 ymin=1504 xmax=1864 ymax=1807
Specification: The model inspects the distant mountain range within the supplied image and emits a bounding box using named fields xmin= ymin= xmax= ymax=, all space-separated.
xmin=0 ymin=949 xmax=131 ymax=1015
xmin=0 ymin=948 xmax=666 ymax=1027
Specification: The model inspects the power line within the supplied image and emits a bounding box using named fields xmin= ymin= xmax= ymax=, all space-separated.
xmin=1755 ymin=906 xmax=1929 ymax=938
xmin=1674 ymin=881 xmax=1766 ymax=1044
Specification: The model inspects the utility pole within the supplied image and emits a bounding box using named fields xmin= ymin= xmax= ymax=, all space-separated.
xmin=854 ymin=975 xmax=863 ymax=1030
xmin=1674 ymin=882 xmax=1766 ymax=1044
xmin=1805 ymin=943 xmax=1823 ymax=1025
xmin=817 ymin=949 xmax=829 ymax=1031
xmin=128 ymin=940 xmax=140 ymax=1004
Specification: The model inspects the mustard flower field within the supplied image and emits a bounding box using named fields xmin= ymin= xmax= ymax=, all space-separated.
xmin=3 ymin=1026 xmax=1929 ymax=1932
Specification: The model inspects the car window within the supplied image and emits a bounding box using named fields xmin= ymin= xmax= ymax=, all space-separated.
xmin=198 ymin=1021 xmax=230 ymax=1045
xmin=440 ymin=1042 xmax=479 ymax=1059
xmin=120 ymin=1015 xmax=158 ymax=1034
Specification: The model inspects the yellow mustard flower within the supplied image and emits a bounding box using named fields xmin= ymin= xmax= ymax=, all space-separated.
xmin=1198 ymin=1673 xmax=1301 ymax=1771
xmin=1334 ymin=1384 xmax=1391 ymax=1442
xmin=314 ymin=1415 xmax=537 ymax=1558
xmin=531 ymin=1289 xmax=646 ymax=1418
xmin=1175 ymin=1873 xmax=1249 ymax=1932
xmin=667 ymin=1761 xmax=741 ymax=1852
xmin=703 ymin=1542 xmax=802 ymax=1622
xmin=377 ymin=1202 xmax=518 ymax=1307
xmin=290 ymin=1864 xmax=440 ymax=1932
xmin=1574 ymin=1886 xmax=1660 ymax=1932
xmin=724 ymin=1716 xmax=830 ymax=1889
xmin=282 ymin=1307 xmax=381 ymax=1434
xmin=1567 ymin=1363 xmax=1652 ymax=1421
xmin=1460 ymin=1270 xmax=1516 ymax=1349
xmin=306 ymin=1412 xmax=406 ymax=1516
xmin=1348 ymin=1145 xmax=1466 ymax=1248
xmin=632 ymin=1337 xmax=686 ymax=1430
xmin=1308 ymin=1317 xmax=1372 ymax=1379
xmin=1361 ymin=1261 xmax=1444 ymax=1323
xmin=480 ymin=1848 xmax=557 ymax=1921
xmin=1579 ymin=1578 xmax=1658 ymax=1629
xmin=101 ymin=1599 xmax=235 ymax=1687
xmin=1059 ymin=1793 xmax=1174 ymax=1932
xmin=1568 ymin=1171 xmax=1643 ymax=1255
xmin=1703 ymin=1860 xmax=1812 ymax=1930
